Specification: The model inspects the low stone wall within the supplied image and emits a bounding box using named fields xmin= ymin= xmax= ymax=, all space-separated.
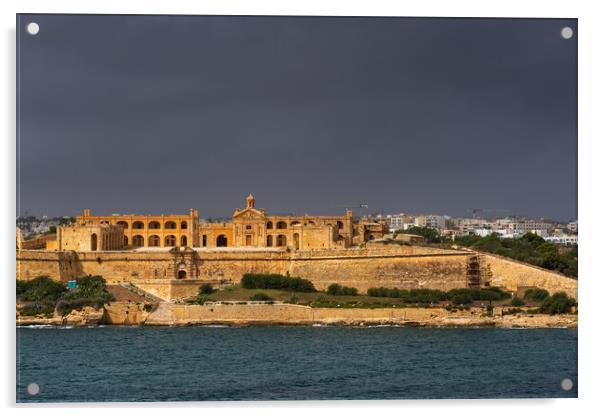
xmin=484 ymin=253 xmax=578 ymax=299
xmin=144 ymin=303 xmax=468 ymax=325
xmin=142 ymin=303 xmax=577 ymax=328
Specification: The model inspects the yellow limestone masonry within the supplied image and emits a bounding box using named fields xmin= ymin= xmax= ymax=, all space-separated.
xmin=16 ymin=244 xmax=577 ymax=300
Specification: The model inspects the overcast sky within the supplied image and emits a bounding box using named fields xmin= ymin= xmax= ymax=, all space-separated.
xmin=17 ymin=15 xmax=577 ymax=221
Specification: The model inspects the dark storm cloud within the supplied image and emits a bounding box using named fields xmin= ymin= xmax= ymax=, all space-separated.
xmin=17 ymin=15 xmax=577 ymax=220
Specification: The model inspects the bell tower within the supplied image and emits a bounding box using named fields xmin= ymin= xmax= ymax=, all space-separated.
xmin=246 ymin=193 xmax=256 ymax=209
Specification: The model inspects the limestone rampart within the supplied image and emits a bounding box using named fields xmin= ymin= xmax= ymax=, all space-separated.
xmin=16 ymin=245 xmax=578 ymax=300
xmin=483 ymin=253 xmax=578 ymax=299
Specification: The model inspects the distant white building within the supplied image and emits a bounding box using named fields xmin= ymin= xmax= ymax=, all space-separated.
xmin=567 ymin=221 xmax=578 ymax=233
xmin=493 ymin=218 xmax=552 ymax=235
xmin=387 ymin=213 xmax=415 ymax=232
xmin=415 ymin=214 xmax=446 ymax=230
xmin=544 ymin=235 xmax=578 ymax=245
xmin=474 ymin=229 xmax=493 ymax=237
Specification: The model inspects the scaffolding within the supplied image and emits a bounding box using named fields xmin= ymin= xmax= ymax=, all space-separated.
xmin=466 ymin=255 xmax=492 ymax=288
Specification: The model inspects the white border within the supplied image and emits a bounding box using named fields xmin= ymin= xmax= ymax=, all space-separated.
xmin=2 ymin=1 xmax=601 ymax=415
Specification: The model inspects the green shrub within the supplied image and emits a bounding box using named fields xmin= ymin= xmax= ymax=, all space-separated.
xmin=241 ymin=273 xmax=316 ymax=292
xmin=199 ymin=283 xmax=215 ymax=295
xmin=62 ymin=275 xmax=114 ymax=303
xmin=479 ymin=287 xmax=512 ymax=300
xmin=56 ymin=275 xmax=114 ymax=315
xmin=451 ymin=293 xmax=473 ymax=305
xmin=16 ymin=280 xmax=28 ymax=296
xmin=407 ymin=289 xmax=447 ymax=303
xmin=250 ymin=292 xmax=274 ymax=301
xmin=19 ymin=276 xmax=66 ymax=302
xmin=510 ymin=297 xmax=525 ymax=306
xmin=539 ymin=292 xmax=577 ymax=314
xmin=524 ymin=288 xmax=550 ymax=302
xmin=18 ymin=302 xmax=55 ymax=317
xmin=326 ymin=283 xmax=358 ymax=296
xmin=367 ymin=287 xmax=445 ymax=303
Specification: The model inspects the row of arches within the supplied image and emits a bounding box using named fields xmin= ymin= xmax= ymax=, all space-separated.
xmin=115 ymin=220 xmax=188 ymax=230
xmin=265 ymin=220 xmax=344 ymax=230
xmin=266 ymin=234 xmax=287 ymax=247
xmin=128 ymin=234 xmax=187 ymax=247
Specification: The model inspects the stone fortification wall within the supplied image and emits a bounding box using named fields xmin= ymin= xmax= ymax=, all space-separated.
xmin=16 ymin=245 xmax=578 ymax=300
xmin=288 ymin=246 xmax=469 ymax=292
xmin=16 ymin=246 xmax=471 ymax=297
xmin=483 ymin=253 xmax=578 ymax=299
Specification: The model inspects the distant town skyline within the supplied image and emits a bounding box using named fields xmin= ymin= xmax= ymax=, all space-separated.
xmin=17 ymin=15 xmax=577 ymax=221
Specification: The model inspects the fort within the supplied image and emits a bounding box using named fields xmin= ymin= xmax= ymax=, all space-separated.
xmin=16 ymin=195 xmax=578 ymax=302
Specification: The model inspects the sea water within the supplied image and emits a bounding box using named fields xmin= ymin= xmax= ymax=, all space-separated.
xmin=16 ymin=326 xmax=577 ymax=402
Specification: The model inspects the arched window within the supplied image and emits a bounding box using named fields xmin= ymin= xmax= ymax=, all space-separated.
xmin=276 ymin=221 xmax=287 ymax=229
xmin=181 ymin=235 xmax=187 ymax=246
xmin=133 ymin=221 xmax=144 ymax=229
xmin=337 ymin=221 xmax=344 ymax=230
xmin=246 ymin=225 xmax=252 ymax=230
xmin=124 ymin=235 xmax=128 ymax=246
xmin=116 ymin=221 xmax=128 ymax=229
xmin=165 ymin=221 xmax=176 ymax=229
xmin=267 ymin=235 xmax=273 ymax=247
xmin=149 ymin=221 xmax=160 ymax=229
xmin=276 ymin=234 xmax=287 ymax=247
xmin=202 ymin=235 xmax=207 ymax=247
xmin=267 ymin=221 xmax=273 ymax=229
xmin=291 ymin=221 xmax=301 ymax=227
xmin=91 ymin=233 xmax=98 ymax=251
xmin=148 ymin=235 xmax=160 ymax=247
xmin=165 ymin=235 xmax=176 ymax=247
xmin=216 ymin=235 xmax=228 ymax=247
xmin=132 ymin=235 xmax=144 ymax=247
xmin=180 ymin=221 xmax=187 ymax=229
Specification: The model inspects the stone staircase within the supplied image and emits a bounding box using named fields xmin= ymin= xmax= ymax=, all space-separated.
xmin=118 ymin=282 xmax=164 ymax=303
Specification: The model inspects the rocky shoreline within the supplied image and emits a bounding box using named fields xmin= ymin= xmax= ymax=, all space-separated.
xmin=17 ymin=303 xmax=578 ymax=329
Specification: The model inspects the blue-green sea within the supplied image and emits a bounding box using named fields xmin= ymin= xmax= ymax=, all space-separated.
xmin=16 ymin=326 xmax=577 ymax=402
